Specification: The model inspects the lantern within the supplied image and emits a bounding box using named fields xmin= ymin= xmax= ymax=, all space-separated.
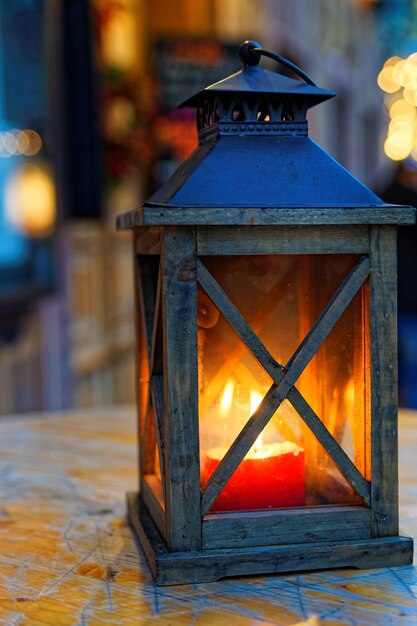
xmin=117 ymin=41 xmax=414 ymax=585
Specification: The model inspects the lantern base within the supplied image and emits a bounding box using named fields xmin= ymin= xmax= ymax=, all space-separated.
xmin=127 ymin=492 xmax=413 ymax=586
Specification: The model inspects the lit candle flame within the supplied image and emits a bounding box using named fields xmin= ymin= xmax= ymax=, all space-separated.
xmin=220 ymin=379 xmax=234 ymax=417
xmin=250 ymin=390 xmax=263 ymax=453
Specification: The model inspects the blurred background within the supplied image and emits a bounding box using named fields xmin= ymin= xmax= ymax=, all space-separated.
xmin=1 ymin=0 xmax=417 ymax=416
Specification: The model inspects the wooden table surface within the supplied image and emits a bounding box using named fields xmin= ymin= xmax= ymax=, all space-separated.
xmin=1 ymin=406 xmax=417 ymax=626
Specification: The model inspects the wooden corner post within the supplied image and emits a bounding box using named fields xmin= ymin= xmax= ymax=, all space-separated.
xmin=369 ymin=225 xmax=399 ymax=537
xmin=161 ymin=226 xmax=201 ymax=551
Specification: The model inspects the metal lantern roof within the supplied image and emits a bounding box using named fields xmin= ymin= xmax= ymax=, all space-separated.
xmin=148 ymin=41 xmax=381 ymax=209
xmin=117 ymin=41 xmax=416 ymax=229
xmin=147 ymin=136 xmax=381 ymax=207
xmin=179 ymin=64 xmax=335 ymax=109
xmin=179 ymin=40 xmax=335 ymax=109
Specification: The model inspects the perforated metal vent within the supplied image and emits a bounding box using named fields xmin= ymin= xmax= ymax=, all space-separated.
xmin=197 ymin=94 xmax=309 ymax=140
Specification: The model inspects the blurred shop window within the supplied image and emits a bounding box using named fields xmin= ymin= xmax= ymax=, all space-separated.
xmin=0 ymin=0 xmax=56 ymax=339
xmin=152 ymin=38 xmax=239 ymax=189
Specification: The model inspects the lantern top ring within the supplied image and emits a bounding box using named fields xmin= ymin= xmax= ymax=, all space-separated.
xmin=238 ymin=40 xmax=317 ymax=87
xmin=238 ymin=40 xmax=262 ymax=66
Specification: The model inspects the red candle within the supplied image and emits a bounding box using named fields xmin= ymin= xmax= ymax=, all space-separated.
xmin=201 ymin=441 xmax=305 ymax=512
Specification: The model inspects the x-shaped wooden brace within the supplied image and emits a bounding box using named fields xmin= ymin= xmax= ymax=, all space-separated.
xmin=197 ymin=255 xmax=371 ymax=515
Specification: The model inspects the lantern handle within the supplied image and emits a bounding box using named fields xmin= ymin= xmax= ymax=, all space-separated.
xmin=239 ymin=40 xmax=317 ymax=87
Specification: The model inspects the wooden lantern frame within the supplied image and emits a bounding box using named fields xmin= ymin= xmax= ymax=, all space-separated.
xmin=118 ymin=40 xmax=414 ymax=585
xmin=117 ymin=205 xmax=415 ymax=585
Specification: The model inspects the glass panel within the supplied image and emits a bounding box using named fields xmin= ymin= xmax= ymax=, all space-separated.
xmin=297 ymin=255 xmax=370 ymax=504
xmin=198 ymin=301 xmax=274 ymax=456
xmin=198 ymin=254 xmax=369 ymax=512
xmin=202 ymin=254 xmax=302 ymax=362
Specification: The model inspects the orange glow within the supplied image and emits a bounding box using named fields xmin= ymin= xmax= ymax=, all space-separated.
xmin=250 ymin=390 xmax=262 ymax=415
xmin=5 ymin=163 xmax=56 ymax=237
xmin=198 ymin=254 xmax=368 ymax=508
xmin=250 ymin=390 xmax=263 ymax=453
xmin=99 ymin=0 xmax=138 ymax=70
xmin=219 ymin=379 xmax=234 ymax=417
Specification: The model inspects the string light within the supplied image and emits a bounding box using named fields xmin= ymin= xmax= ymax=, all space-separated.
xmin=0 ymin=129 xmax=42 ymax=158
xmin=377 ymin=53 xmax=417 ymax=161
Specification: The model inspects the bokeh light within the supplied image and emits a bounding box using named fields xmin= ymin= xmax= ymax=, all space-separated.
xmin=377 ymin=65 xmax=399 ymax=93
xmin=3 ymin=131 xmax=18 ymax=156
xmin=4 ymin=162 xmax=56 ymax=237
xmin=377 ymin=53 xmax=417 ymax=162
xmin=0 ymin=129 xmax=42 ymax=158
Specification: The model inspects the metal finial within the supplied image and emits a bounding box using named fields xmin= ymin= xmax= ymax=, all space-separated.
xmin=238 ymin=40 xmax=262 ymax=66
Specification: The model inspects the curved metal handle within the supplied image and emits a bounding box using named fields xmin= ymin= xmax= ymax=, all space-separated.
xmin=239 ymin=40 xmax=316 ymax=87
